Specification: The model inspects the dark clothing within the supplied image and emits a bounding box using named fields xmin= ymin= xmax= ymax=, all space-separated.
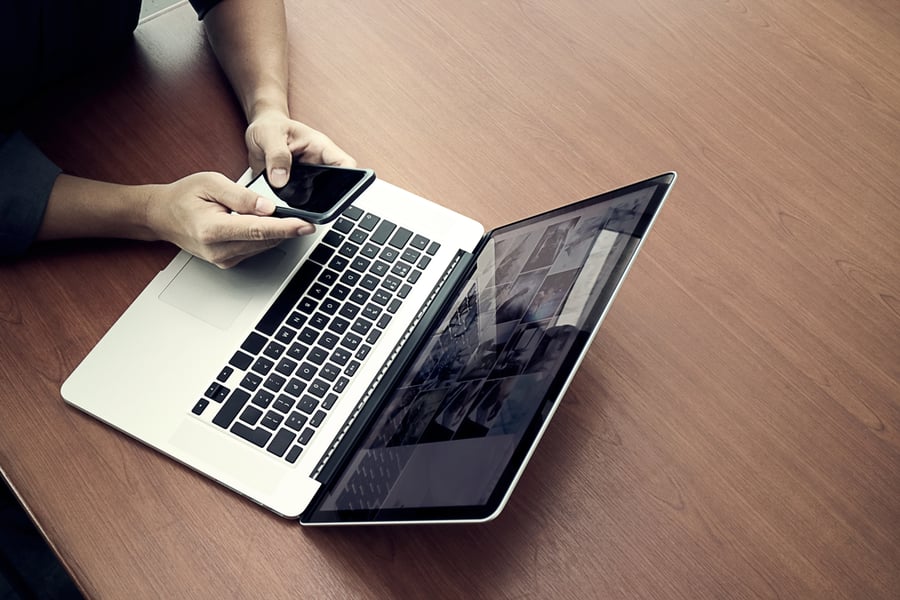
xmin=0 ymin=0 xmax=223 ymax=257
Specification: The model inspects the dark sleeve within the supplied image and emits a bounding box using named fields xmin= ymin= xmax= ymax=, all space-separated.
xmin=0 ymin=132 xmax=61 ymax=257
xmin=189 ymin=0 xmax=227 ymax=19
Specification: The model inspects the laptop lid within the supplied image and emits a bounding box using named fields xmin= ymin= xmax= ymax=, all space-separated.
xmin=301 ymin=172 xmax=675 ymax=524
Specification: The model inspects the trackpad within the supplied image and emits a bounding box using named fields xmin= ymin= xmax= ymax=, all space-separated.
xmin=159 ymin=248 xmax=285 ymax=329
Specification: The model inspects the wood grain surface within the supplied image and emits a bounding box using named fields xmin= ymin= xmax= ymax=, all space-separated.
xmin=1 ymin=1 xmax=898 ymax=598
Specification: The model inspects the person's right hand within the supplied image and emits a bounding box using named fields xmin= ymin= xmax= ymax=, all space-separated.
xmin=146 ymin=171 xmax=313 ymax=268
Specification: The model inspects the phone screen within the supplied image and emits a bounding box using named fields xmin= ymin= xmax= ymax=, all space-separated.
xmin=265 ymin=163 xmax=371 ymax=214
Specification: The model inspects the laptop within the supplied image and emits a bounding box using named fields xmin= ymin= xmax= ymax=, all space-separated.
xmin=62 ymin=171 xmax=675 ymax=524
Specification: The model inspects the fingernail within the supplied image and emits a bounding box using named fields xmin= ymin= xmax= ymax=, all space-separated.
xmin=270 ymin=168 xmax=288 ymax=187
xmin=255 ymin=196 xmax=275 ymax=214
xmin=297 ymin=223 xmax=316 ymax=235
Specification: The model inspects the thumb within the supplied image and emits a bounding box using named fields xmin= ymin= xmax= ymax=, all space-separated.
xmin=257 ymin=129 xmax=293 ymax=188
xmin=205 ymin=177 xmax=276 ymax=216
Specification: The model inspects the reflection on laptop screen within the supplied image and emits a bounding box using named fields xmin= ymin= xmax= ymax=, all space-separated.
xmin=311 ymin=182 xmax=660 ymax=521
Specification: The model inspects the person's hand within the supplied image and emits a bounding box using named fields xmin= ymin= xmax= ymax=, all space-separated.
xmin=146 ymin=172 xmax=314 ymax=268
xmin=244 ymin=111 xmax=356 ymax=187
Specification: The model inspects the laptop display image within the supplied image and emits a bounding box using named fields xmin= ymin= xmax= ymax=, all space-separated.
xmin=62 ymin=172 xmax=675 ymax=524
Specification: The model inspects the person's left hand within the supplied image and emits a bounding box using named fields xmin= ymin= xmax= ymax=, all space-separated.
xmin=245 ymin=111 xmax=356 ymax=187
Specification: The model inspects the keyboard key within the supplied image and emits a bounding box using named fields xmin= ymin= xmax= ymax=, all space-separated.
xmin=229 ymin=351 xmax=253 ymax=370
xmin=410 ymin=234 xmax=430 ymax=250
xmin=322 ymin=230 xmax=344 ymax=247
xmin=267 ymin=429 xmax=296 ymax=457
xmin=240 ymin=372 xmax=263 ymax=391
xmin=298 ymin=327 xmax=319 ymax=345
xmin=263 ymin=373 xmax=287 ymax=392
xmin=320 ymin=298 xmax=340 ymax=315
xmin=240 ymin=405 xmax=263 ymax=425
xmin=320 ymin=363 xmax=340 ymax=382
xmin=387 ymin=299 xmax=402 ymax=314
xmin=343 ymin=205 xmax=363 ymax=220
xmin=262 ymin=411 xmax=284 ymax=429
xmin=310 ymin=312 xmax=330 ymax=330
xmin=251 ymin=389 xmax=275 ymax=408
xmin=329 ymin=317 xmax=350 ymax=334
xmin=192 ymin=399 xmax=209 ymax=415
xmin=328 ymin=256 xmax=349 ymax=272
xmin=264 ymin=341 xmax=286 ymax=360
xmin=367 ymin=330 xmax=382 ymax=344
xmin=297 ymin=362 xmax=317 ymax=380
xmin=273 ymin=395 xmax=295 ymax=413
xmin=308 ymin=379 xmax=329 ymax=398
xmin=401 ymin=248 xmax=421 ymax=264
xmin=351 ymin=257 xmax=371 ymax=272
xmin=389 ymin=227 xmax=413 ymax=249
xmin=287 ymin=312 xmax=306 ymax=329
xmin=382 ymin=275 xmax=402 ymax=292
xmin=216 ymin=366 xmax=233 ymax=383
xmin=310 ymin=410 xmax=327 ymax=427
xmin=426 ymin=241 xmax=441 ymax=255
xmin=370 ymin=220 xmax=396 ymax=244
xmin=372 ymin=290 xmax=391 ymax=306
xmin=322 ymin=394 xmax=338 ymax=410
xmin=349 ymin=230 xmax=368 ymax=244
xmin=408 ymin=269 xmax=422 ymax=284
xmin=351 ymin=318 xmax=372 ymax=336
xmin=334 ymin=377 xmax=350 ymax=393
xmin=309 ymin=283 xmax=328 ymax=299
xmin=287 ymin=342 xmax=308 ymax=361
xmin=339 ymin=333 xmax=363 ymax=351
xmin=286 ymin=411 xmax=308 ymax=431
xmin=339 ymin=270 xmax=361 ymax=287
xmin=362 ymin=304 xmax=382 ymax=320
xmin=330 ymin=284 xmax=351 ymax=301
xmin=330 ymin=347 xmax=351 ymax=366
xmin=241 ymin=332 xmax=267 ymax=354
xmin=339 ymin=302 xmax=361 ymax=320
xmin=284 ymin=378 xmax=305 ymax=397
xmin=332 ymin=217 xmax=354 ymax=233
xmin=309 ymin=244 xmax=335 ymax=265
xmin=338 ymin=242 xmax=359 ymax=258
xmin=319 ymin=332 xmax=339 ymax=349
xmin=345 ymin=361 xmax=360 ymax=377
xmin=360 ymin=274 xmax=379 ymax=291
xmin=231 ymin=422 xmax=272 ymax=448
xmin=275 ymin=358 xmax=298 ymax=377
xmin=298 ymin=428 xmax=315 ymax=445
xmin=391 ymin=262 xmax=411 ymax=277
xmin=320 ymin=269 xmax=339 ymax=286
xmin=205 ymin=382 xmax=230 ymax=402
xmin=398 ymin=283 xmax=412 ymax=298
xmin=371 ymin=261 xmax=389 ymax=276
xmin=379 ymin=247 xmax=399 ymax=262
xmin=355 ymin=346 xmax=370 ymax=360
xmin=286 ymin=445 xmax=303 ymax=463
xmin=251 ymin=357 xmax=275 ymax=375
xmin=298 ymin=396 xmax=319 ymax=414
xmin=308 ymin=347 xmax=329 ymax=365
xmin=359 ymin=213 xmax=380 ymax=231
xmin=213 ymin=388 xmax=251 ymax=428
xmin=275 ymin=326 xmax=297 ymax=344
xmin=417 ymin=256 xmax=431 ymax=269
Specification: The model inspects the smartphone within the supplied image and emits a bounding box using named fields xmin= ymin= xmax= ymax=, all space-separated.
xmin=248 ymin=161 xmax=375 ymax=223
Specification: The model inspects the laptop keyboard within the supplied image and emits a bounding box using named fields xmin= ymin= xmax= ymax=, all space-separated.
xmin=190 ymin=205 xmax=440 ymax=464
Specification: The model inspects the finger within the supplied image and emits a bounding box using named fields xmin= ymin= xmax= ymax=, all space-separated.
xmin=210 ymin=213 xmax=315 ymax=243
xmin=286 ymin=124 xmax=356 ymax=167
xmin=248 ymin=124 xmax=293 ymax=188
xmin=200 ymin=176 xmax=275 ymax=216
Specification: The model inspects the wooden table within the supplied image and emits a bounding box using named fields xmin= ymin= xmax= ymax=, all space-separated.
xmin=2 ymin=1 xmax=898 ymax=598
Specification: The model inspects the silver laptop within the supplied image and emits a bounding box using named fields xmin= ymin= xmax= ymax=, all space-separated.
xmin=62 ymin=171 xmax=675 ymax=524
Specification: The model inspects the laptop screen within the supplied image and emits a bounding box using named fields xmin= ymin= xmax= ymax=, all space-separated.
xmin=304 ymin=173 xmax=673 ymax=523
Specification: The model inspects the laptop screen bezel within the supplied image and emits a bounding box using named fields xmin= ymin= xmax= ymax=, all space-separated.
xmin=301 ymin=172 xmax=675 ymax=524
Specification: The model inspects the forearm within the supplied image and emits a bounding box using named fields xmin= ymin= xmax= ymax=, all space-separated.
xmin=203 ymin=0 xmax=290 ymax=123
xmin=36 ymin=175 xmax=155 ymax=242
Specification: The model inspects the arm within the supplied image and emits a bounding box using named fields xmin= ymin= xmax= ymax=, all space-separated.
xmin=36 ymin=172 xmax=313 ymax=269
xmin=202 ymin=0 xmax=355 ymax=186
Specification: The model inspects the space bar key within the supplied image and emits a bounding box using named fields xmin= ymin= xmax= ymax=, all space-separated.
xmin=256 ymin=260 xmax=323 ymax=335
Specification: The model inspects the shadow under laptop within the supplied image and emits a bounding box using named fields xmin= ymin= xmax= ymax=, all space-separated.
xmin=301 ymin=382 xmax=607 ymax=598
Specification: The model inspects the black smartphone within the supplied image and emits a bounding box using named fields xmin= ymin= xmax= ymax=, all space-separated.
xmin=248 ymin=161 xmax=375 ymax=223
